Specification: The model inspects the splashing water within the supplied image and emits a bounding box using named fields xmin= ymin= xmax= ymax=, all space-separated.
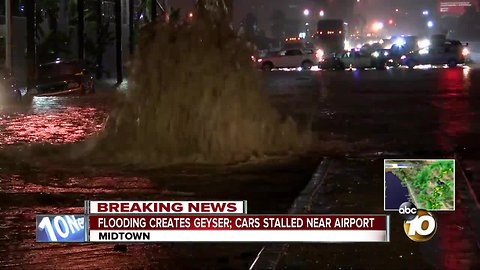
xmin=87 ymin=11 xmax=310 ymax=166
xmin=0 ymin=4 xmax=310 ymax=167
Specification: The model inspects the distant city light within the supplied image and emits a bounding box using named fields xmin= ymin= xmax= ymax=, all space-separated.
xmin=303 ymin=9 xmax=310 ymax=16
xmin=319 ymin=10 xmax=325 ymax=17
xmin=427 ymin=21 xmax=434 ymax=28
xmin=395 ymin=8 xmax=399 ymax=12
xmin=188 ymin=12 xmax=193 ymax=18
xmin=388 ymin=19 xmax=394 ymax=25
xmin=418 ymin=39 xmax=431 ymax=48
xmin=372 ymin=22 xmax=384 ymax=32
xmin=422 ymin=10 xmax=429 ymax=15
xmin=299 ymin=32 xmax=306 ymax=39
xmin=394 ymin=37 xmax=406 ymax=47
xmin=419 ymin=48 xmax=429 ymax=55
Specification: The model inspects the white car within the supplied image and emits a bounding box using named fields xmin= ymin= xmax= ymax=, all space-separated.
xmin=256 ymin=49 xmax=318 ymax=71
xmin=334 ymin=50 xmax=387 ymax=70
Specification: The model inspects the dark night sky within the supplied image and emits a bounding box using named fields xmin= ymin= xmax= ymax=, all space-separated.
xmin=169 ymin=0 xmax=478 ymax=37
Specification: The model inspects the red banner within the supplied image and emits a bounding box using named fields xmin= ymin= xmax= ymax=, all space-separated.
xmin=89 ymin=215 xmax=387 ymax=230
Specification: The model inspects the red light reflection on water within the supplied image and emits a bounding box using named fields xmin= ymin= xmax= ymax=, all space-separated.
xmin=435 ymin=68 xmax=471 ymax=151
xmin=0 ymin=106 xmax=106 ymax=145
xmin=436 ymin=195 xmax=479 ymax=270
xmin=0 ymin=174 xmax=156 ymax=194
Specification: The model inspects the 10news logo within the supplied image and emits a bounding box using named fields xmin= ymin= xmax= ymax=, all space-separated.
xmin=399 ymin=202 xmax=437 ymax=242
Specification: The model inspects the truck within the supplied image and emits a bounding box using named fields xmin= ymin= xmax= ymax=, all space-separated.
xmin=313 ymin=19 xmax=345 ymax=58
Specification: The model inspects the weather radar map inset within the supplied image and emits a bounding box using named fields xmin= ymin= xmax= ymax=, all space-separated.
xmin=384 ymin=159 xmax=455 ymax=211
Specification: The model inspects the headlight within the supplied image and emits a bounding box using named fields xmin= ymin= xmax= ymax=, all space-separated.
xmin=419 ymin=48 xmax=429 ymax=55
xmin=371 ymin=51 xmax=380 ymax=58
xmin=417 ymin=39 xmax=431 ymax=49
xmin=316 ymin=49 xmax=324 ymax=59
xmin=67 ymin=82 xmax=80 ymax=89
xmin=394 ymin=37 xmax=406 ymax=47
xmin=257 ymin=58 xmax=263 ymax=63
xmin=462 ymin=48 xmax=469 ymax=56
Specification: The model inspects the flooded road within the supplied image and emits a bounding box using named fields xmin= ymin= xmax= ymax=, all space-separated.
xmin=1 ymin=66 xmax=480 ymax=269
xmin=0 ymin=96 xmax=110 ymax=145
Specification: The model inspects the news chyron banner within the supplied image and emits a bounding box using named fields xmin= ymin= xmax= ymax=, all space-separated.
xmin=36 ymin=200 xmax=390 ymax=243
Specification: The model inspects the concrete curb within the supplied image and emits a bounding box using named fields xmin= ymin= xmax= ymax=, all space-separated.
xmin=249 ymin=157 xmax=331 ymax=270
xmin=455 ymin=155 xmax=480 ymax=210
xmin=455 ymin=154 xmax=480 ymax=250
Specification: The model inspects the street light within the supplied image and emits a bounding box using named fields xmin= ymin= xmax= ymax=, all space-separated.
xmin=372 ymin=22 xmax=384 ymax=32
xmin=319 ymin=10 xmax=325 ymax=17
xmin=427 ymin=21 xmax=434 ymax=28
xmin=303 ymin=9 xmax=310 ymax=16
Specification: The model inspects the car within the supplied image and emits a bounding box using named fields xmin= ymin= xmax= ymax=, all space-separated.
xmin=320 ymin=50 xmax=387 ymax=70
xmin=401 ymin=40 xmax=468 ymax=69
xmin=0 ymin=68 xmax=21 ymax=103
xmin=318 ymin=52 xmax=345 ymax=70
xmin=29 ymin=59 xmax=95 ymax=96
xmin=256 ymin=48 xmax=318 ymax=71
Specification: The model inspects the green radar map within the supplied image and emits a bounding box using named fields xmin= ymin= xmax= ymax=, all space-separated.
xmin=385 ymin=159 xmax=455 ymax=211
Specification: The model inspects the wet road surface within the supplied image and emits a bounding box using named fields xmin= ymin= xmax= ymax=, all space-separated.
xmin=1 ymin=66 xmax=480 ymax=269
xmin=277 ymin=159 xmax=480 ymax=270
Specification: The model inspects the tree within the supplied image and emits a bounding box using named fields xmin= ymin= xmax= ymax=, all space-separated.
xmin=38 ymin=0 xmax=60 ymax=32
xmin=243 ymin=12 xmax=257 ymax=41
xmin=68 ymin=0 xmax=116 ymax=78
xmin=271 ymin=9 xmax=286 ymax=40
xmin=34 ymin=0 xmax=73 ymax=63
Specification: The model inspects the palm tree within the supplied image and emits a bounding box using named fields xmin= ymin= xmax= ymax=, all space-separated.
xmin=68 ymin=0 xmax=115 ymax=78
xmin=36 ymin=0 xmax=72 ymax=63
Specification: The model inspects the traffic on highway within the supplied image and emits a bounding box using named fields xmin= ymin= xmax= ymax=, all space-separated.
xmin=254 ymin=18 xmax=472 ymax=72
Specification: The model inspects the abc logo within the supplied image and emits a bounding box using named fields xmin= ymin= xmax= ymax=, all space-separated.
xmin=399 ymin=202 xmax=437 ymax=242
xmin=398 ymin=201 xmax=417 ymax=221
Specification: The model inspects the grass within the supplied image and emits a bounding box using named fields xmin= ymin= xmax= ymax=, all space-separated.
xmin=396 ymin=160 xmax=454 ymax=210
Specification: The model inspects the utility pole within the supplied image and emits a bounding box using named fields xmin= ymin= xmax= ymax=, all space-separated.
xmin=115 ymin=0 xmax=123 ymax=84
xmin=78 ymin=0 xmax=85 ymax=60
xmin=5 ymin=0 xmax=12 ymax=71
xmin=95 ymin=0 xmax=103 ymax=78
xmin=129 ymin=0 xmax=134 ymax=54
xmin=26 ymin=0 xmax=36 ymax=88
xmin=151 ymin=0 xmax=157 ymax=21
